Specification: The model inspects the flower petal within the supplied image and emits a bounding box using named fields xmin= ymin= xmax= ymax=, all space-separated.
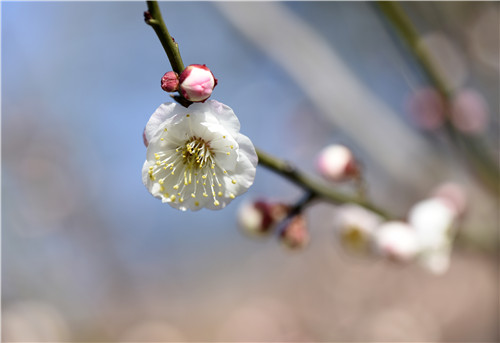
xmin=223 ymin=133 xmax=257 ymax=195
xmin=203 ymin=100 xmax=241 ymax=137
xmin=144 ymin=103 xmax=186 ymax=143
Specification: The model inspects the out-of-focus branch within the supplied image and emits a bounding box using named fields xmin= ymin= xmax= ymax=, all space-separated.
xmin=377 ymin=1 xmax=499 ymax=196
xmin=377 ymin=2 xmax=451 ymax=98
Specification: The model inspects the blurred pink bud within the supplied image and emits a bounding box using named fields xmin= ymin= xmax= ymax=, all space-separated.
xmin=450 ymin=88 xmax=489 ymax=134
xmin=316 ymin=144 xmax=359 ymax=182
xmin=432 ymin=182 xmax=467 ymax=217
xmin=406 ymin=87 xmax=445 ymax=130
xmin=161 ymin=71 xmax=179 ymax=92
xmin=238 ymin=200 xmax=289 ymax=236
xmin=143 ymin=128 xmax=148 ymax=147
xmin=280 ymin=215 xmax=309 ymax=249
xmin=179 ymin=64 xmax=217 ymax=102
xmin=374 ymin=221 xmax=420 ymax=262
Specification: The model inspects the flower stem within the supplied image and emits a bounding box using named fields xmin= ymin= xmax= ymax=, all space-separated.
xmin=145 ymin=1 xmax=185 ymax=74
xmin=256 ymin=148 xmax=393 ymax=220
xmin=144 ymin=0 xmax=395 ymax=220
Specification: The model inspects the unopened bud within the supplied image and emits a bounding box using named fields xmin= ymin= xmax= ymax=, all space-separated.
xmin=161 ymin=71 xmax=179 ymax=93
xmin=280 ymin=215 xmax=309 ymax=249
xmin=316 ymin=144 xmax=359 ymax=182
xmin=238 ymin=200 xmax=289 ymax=236
xmin=450 ymin=88 xmax=489 ymax=135
xmin=406 ymin=87 xmax=445 ymax=131
xmin=179 ymin=64 xmax=217 ymax=102
xmin=374 ymin=221 xmax=420 ymax=262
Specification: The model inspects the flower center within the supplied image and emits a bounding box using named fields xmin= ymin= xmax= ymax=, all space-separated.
xmin=182 ymin=136 xmax=213 ymax=170
xmin=147 ymin=133 xmax=237 ymax=209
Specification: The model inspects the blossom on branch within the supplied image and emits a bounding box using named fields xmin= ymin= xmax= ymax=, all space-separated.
xmin=142 ymin=100 xmax=257 ymax=211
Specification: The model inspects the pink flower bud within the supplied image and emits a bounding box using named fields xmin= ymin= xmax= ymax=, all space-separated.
xmin=161 ymin=71 xmax=179 ymax=92
xmin=450 ymin=88 xmax=489 ymax=134
xmin=406 ymin=87 xmax=445 ymax=131
xmin=179 ymin=64 xmax=217 ymax=102
xmin=374 ymin=221 xmax=420 ymax=262
xmin=316 ymin=144 xmax=359 ymax=182
xmin=238 ymin=200 xmax=289 ymax=236
xmin=280 ymin=215 xmax=309 ymax=249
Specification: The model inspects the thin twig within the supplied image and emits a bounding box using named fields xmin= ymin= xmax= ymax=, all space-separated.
xmin=377 ymin=1 xmax=499 ymax=196
xmin=145 ymin=1 xmax=185 ymax=74
xmin=256 ymin=148 xmax=392 ymax=219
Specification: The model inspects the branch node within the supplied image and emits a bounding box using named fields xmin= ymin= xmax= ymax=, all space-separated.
xmin=144 ymin=11 xmax=153 ymax=23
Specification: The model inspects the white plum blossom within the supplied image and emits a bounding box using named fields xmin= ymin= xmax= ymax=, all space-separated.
xmin=142 ymin=100 xmax=257 ymax=211
xmin=333 ymin=204 xmax=383 ymax=253
xmin=374 ymin=221 xmax=420 ymax=262
xmin=409 ymin=198 xmax=457 ymax=274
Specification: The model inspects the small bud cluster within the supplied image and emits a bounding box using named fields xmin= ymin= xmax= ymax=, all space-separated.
xmin=237 ymin=145 xmax=362 ymax=250
xmin=161 ymin=64 xmax=217 ymax=103
xmin=237 ymin=199 xmax=289 ymax=236
xmin=280 ymin=215 xmax=309 ymax=249
xmin=237 ymin=199 xmax=309 ymax=250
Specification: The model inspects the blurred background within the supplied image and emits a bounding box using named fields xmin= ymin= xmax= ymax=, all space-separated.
xmin=2 ymin=1 xmax=498 ymax=342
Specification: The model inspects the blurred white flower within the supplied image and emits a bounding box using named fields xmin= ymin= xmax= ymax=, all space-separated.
xmin=374 ymin=221 xmax=420 ymax=262
xmin=316 ymin=144 xmax=359 ymax=182
xmin=333 ymin=204 xmax=383 ymax=253
xmin=142 ymin=100 xmax=257 ymax=211
xmin=409 ymin=198 xmax=458 ymax=274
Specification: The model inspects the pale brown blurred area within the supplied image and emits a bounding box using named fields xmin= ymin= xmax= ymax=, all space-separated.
xmin=2 ymin=1 xmax=499 ymax=342
xmin=2 ymin=106 xmax=498 ymax=341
